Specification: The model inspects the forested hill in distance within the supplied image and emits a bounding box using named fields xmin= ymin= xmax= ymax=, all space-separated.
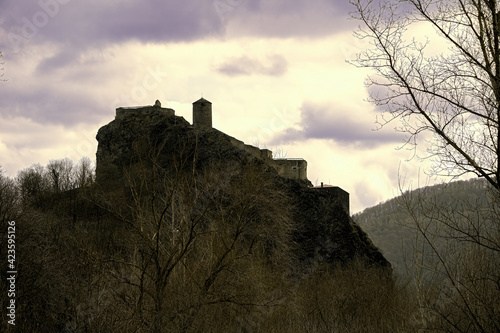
xmin=353 ymin=178 xmax=492 ymax=276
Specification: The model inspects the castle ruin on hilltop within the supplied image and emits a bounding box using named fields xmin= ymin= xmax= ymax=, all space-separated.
xmin=112 ymin=98 xmax=350 ymax=214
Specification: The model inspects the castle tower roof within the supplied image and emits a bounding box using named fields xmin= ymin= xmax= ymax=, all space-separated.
xmin=193 ymin=97 xmax=212 ymax=104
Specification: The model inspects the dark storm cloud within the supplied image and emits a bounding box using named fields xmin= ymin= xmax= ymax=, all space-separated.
xmin=0 ymin=0 xmax=355 ymax=54
xmin=272 ymin=102 xmax=402 ymax=147
xmin=0 ymin=0 xmax=356 ymax=128
xmin=0 ymin=0 xmax=225 ymax=54
xmin=217 ymin=55 xmax=288 ymax=76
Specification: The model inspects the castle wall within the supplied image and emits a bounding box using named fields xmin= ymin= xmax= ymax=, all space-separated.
xmin=227 ymin=136 xmax=274 ymax=161
xmin=225 ymin=138 xmax=307 ymax=181
xmin=225 ymin=141 xmax=308 ymax=182
xmin=260 ymin=149 xmax=272 ymax=159
xmin=116 ymin=106 xmax=175 ymax=120
xmin=313 ymin=186 xmax=350 ymax=215
xmin=273 ymin=159 xmax=307 ymax=181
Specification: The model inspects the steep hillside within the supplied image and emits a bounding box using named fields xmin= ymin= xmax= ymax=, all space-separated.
xmin=95 ymin=103 xmax=389 ymax=269
xmin=353 ymin=178 xmax=492 ymax=275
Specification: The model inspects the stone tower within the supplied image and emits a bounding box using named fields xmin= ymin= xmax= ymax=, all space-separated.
xmin=193 ymin=97 xmax=212 ymax=130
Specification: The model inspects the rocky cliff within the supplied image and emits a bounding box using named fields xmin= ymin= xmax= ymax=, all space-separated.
xmin=95 ymin=103 xmax=390 ymax=269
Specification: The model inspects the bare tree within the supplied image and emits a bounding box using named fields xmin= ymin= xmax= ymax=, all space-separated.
xmin=73 ymin=157 xmax=94 ymax=188
xmin=396 ymin=181 xmax=500 ymax=332
xmin=351 ymin=1 xmax=500 ymax=330
xmin=350 ymin=0 xmax=500 ymax=189
xmin=46 ymin=158 xmax=74 ymax=192
xmin=94 ymin=137 xmax=294 ymax=332
xmin=0 ymin=167 xmax=19 ymax=223
xmin=17 ymin=163 xmax=49 ymax=205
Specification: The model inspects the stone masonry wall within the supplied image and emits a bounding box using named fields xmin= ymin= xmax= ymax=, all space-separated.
xmin=273 ymin=159 xmax=308 ymax=181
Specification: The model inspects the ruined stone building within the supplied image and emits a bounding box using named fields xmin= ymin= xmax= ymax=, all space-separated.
xmin=95 ymin=98 xmax=387 ymax=267
xmin=109 ymin=98 xmax=350 ymax=214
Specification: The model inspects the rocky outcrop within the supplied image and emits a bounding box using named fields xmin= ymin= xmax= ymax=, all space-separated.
xmin=95 ymin=104 xmax=390 ymax=269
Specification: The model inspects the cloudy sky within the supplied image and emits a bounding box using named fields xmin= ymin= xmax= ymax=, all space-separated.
xmin=0 ymin=0 xmax=440 ymax=213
